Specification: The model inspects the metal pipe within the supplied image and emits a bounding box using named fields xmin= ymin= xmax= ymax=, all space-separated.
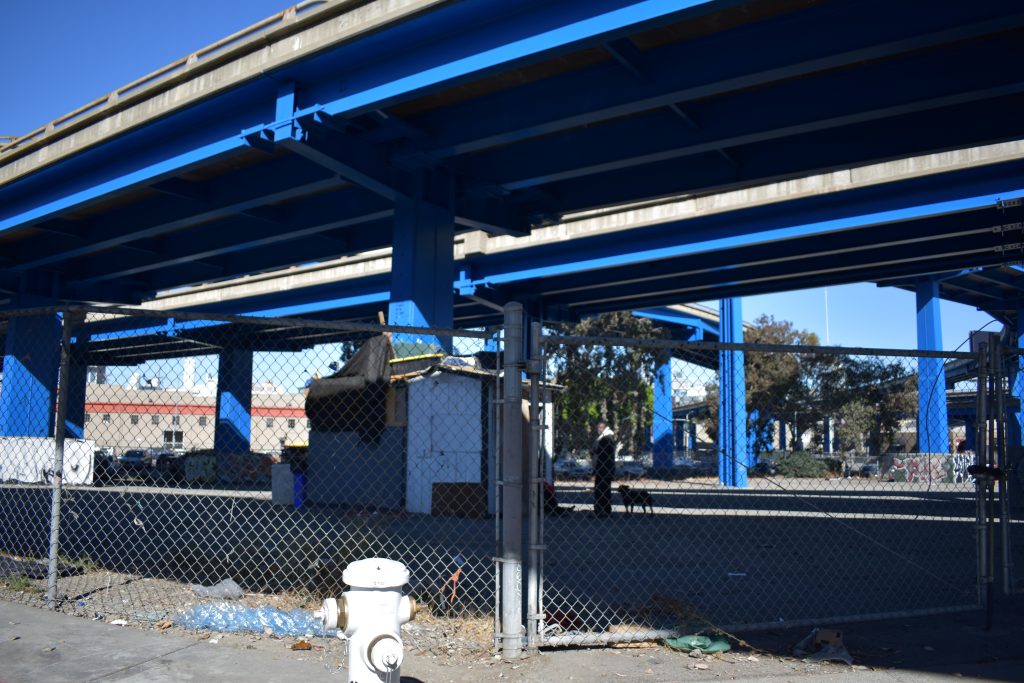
xmin=493 ymin=335 xmax=503 ymax=652
xmin=526 ymin=321 xmax=542 ymax=650
xmin=974 ymin=344 xmax=989 ymax=608
xmin=544 ymin=629 xmax=681 ymax=647
xmin=46 ymin=311 xmax=78 ymax=608
xmin=992 ymin=341 xmax=1012 ymax=596
xmin=500 ymin=303 xmax=524 ymax=659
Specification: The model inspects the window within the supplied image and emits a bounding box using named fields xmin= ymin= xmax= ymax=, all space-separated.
xmin=130 ymin=415 xmax=139 ymax=425
xmin=198 ymin=416 xmax=207 ymax=427
xmin=171 ymin=415 xmax=180 ymax=426
xmin=102 ymin=414 xmax=111 ymax=424
xmin=265 ymin=418 xmax=274 ymax=428
xmin=151 ymin=415 xmax=160 ymax=425
xmin=163 ymin=430 xmax=183 ymax=449
xmin=287 ymin=419 xmax=296 ymax=429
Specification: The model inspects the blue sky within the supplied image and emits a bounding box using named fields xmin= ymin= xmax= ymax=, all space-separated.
xmin=2 ymin=1 xmax=1000 ymax=352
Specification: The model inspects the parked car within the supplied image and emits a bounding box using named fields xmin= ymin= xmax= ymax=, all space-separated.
xmin=750 ymin=459 xmax=778 ymax=477
xmin=615 ymin=460 xmax=646 ymax=480
xmin=116 ymin=449 xmax=150 ymax=482
xmin=554 ymin=459 xmax=593 ymax=479
xmin=150 ymin=449 xmax=186 ymax=482
xmin=92 ymin=450 xmax=116 ymax=486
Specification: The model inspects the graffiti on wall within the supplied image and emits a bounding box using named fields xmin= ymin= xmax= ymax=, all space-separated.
xmin=889 ymin=453 xmax=976 ymax=483
xmin=950 ymin=452 xmax=977 ymax=484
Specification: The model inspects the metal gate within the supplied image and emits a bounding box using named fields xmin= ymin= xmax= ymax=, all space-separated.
xmin=524 ymin=326 xmax=1015 ymax=648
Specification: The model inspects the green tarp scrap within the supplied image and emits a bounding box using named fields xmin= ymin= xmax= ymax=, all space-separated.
xmin=664 ymin=635 xmax=731 ymax=653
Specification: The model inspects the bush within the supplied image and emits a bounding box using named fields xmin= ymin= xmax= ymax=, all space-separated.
xmin=777 ymin=451 xmax=827 ymax=478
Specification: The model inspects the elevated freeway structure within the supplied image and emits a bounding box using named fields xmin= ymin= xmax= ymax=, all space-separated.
xmin=2 ymin=0 xmax=1024 ymax=487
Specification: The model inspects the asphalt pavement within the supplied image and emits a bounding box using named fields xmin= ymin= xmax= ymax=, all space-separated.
xmin=1 ymin=595 xmax=1022 ymax=682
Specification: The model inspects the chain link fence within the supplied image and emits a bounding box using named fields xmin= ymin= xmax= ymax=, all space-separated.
xmin=1 ymin=304 xmax=1019 ymax=656
xmin=0 ymin=306 xmax=501 ymax=657
xmin=531 ymin=330 xmax=1003 ymax=647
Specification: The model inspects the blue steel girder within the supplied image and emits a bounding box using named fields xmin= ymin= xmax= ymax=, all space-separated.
xmin=279 ymin=114 xmax=531 ymax=236
xmin=453 ymin=35 xmax=1024 ymax=193
xmin=64 ymin=189 xmax=393 ymax=288
xmin=511 ymin=95 xmax=1024 ymax=216
xmin=11 ymin=155 xmax=343 ymax=272
xmin=2 ymin=0 xmax=1024 ymax=308
xmin=306 ymin=0 xmax=732 ymax=121
xmin=459 ymin=192 xmax=1024 ymax=299
xmin=180 ymin=190 xmax=1024 ymax=329
xmin=398 ymin=2 xmax=1024 ymax=165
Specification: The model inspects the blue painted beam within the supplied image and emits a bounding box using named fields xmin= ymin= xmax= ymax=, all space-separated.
xmin=406 ymin=2 xmax=1024 ymax=162
xmin=0 ymin=136 xmax=250 ymax=240
xmin=312 ymin=0 xmax=723 ymax=121
xmin=457 ymin=36 xmax=1024 ymax=191
xmin=67 ymin=200 xmax=392 ymax=286
xmin=12 ymin=156 xmax=339 ymax=271
xmin=524 ymin=93 xmax=1024 ymax=215
xmin=632 ymin=309 xmax=718 ymax=340
xmin=916 ymin=278 xmax=949 ymax=454
xmin=214 ymin=349 xmax=253 ymax=455
xmin=0 ymin=313 xmax=60 ymax=437
xmin=463 ymin=191 xmax=1024 ymax=293
xmin=718 ymin=298 xmax=747 ymax=488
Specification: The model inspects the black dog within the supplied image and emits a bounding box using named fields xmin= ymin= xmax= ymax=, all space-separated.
xmin=618 ymin=484 xmax=653 ymax=516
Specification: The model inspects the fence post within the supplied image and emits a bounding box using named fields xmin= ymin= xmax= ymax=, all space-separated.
xmin=525 ymin=321 xmax=543 ymax=649
xmin=47 ymin=309 xmax=79 ymax=608
xmin=500 ymin=303 xmax=524 ymax=659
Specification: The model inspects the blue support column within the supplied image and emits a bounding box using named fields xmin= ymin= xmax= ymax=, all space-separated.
xmin=916 ymin=279 xmax=949 ymax=454
xmin=822 ymin=416 xmax=832 ymax=454
xmin=718 ymin=298 xmax=748 ymax=488
xmin=0 ymin=314 xmax=61 ymax=437
xmin=64 ymin=350 xmax=88 ymax=439
xmin=1009 ymin=308 xmax=1024 ymax=451
xmin=388 ymin=194 xmax=454 ymax=353
xmin=215 ymin=349 xmax=252 ymax=454
xmin=778 ymin=420 xmax=787 ymax=451
xmin=652 ymin=353 xmax=674 ymax=469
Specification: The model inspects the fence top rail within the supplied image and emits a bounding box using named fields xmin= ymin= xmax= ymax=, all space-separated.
xmin=541 ymin=332 xmax=978 ymax=361
xmin=0 ymin=304 xmax=497 ymax=340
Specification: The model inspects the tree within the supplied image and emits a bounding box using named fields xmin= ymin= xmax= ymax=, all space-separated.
xmin=700 ymin=314 xmax=915 ymax=460
xmin=549 ymin=312 xmax=669 ymax=457
xmin=703 ymin=315 xmax=819 ymax=450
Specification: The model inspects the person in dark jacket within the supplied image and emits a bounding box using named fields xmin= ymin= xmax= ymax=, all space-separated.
xmin=591 ymin=421 xmax=617 ymax=518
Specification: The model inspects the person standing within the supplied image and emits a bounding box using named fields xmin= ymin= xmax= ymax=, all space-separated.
xmin=592 ymin=421 xmax=617 ymax=518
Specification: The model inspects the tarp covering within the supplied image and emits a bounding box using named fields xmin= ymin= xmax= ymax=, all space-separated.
xmin=305 ymin=335 xmax=393 ymax=442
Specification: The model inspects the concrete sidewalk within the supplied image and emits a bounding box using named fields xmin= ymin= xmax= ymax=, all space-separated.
xmin=1 ymin=599 xmax=1022 ymax=682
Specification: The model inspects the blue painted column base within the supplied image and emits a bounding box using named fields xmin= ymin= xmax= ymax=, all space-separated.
xmin=0 ymin=313 xmax=61 ymax=437
xmin=652 ymin=355 xmax=674 ymax=469
xmin=916 ymin=280 xmax=949 ymax=454
xmin=388 ymin=195 xmax=455 ymax=355
xmin=718 ymin=298 xmax=748 ymax=488
xmin=215 ymin=349 xmax=253 ymax=454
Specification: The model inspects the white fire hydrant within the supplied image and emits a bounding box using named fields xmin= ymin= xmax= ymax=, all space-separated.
xmin=315 ymin=558 xmax=417 ymax=682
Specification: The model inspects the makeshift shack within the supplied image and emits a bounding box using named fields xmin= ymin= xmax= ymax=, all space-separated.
xmin=303 ymin=336 xmax=554 ymax=516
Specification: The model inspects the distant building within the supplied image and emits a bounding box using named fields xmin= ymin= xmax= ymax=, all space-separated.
xmin=81 ymin=384 xmax=307 ymax=454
